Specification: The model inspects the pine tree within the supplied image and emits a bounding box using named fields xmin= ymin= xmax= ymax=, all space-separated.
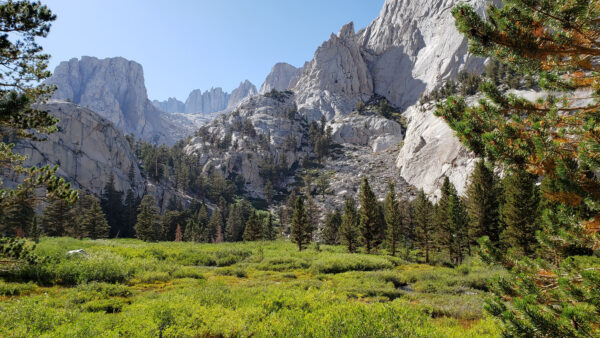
xmin=340 ymin=197 xmax=360 ymax=253
xmin=413 ymin=190 xmax=434 ymax=264
xmin=2 ymin=192 xmax=35 ymax=237
xmin=81 ymin=199 xmax=110 ymax=239
xmin=305 ymin=193 xmax=319 ymax=240
xmin=69 ymin=192 xmax=95 ymax=238
xmin=0 ymin=0 xmax=77 ymax=218
xmin=465 ymin=160 xmax=501 ymax=247
xmin=225 ymin=204 xmax=244 ymax=242
xmin=438 ymin=2 xmax=600 ymax=335
xmin=207 ymin=209 xmax=224 ymax=243
xmin=243 ymin=212 xmax=263 ymax=241
xmin=384 ymin=183 xmax=403 ymax=256
xmin=447 ymin=193 xmax=469 ymax=264
xmin=28 ymin=215 xmax=41 ymax=243
xmin=263 ymin=213 xmax=276 ymax=241
xmin=100 ymin=174 xmax=125 ymax=237
xmin=434 ymin=177 xmax=454 ymax=252
xmin=123 ymin=189 xmax=137 ymax=238
xmin=290 ymin=197 xmax=311 ymax=251
xmin=134 ymin=195 xmax=161 ymax=242
xmin=41 ymin=197 xmax=72 ymax=237
xmin=174 ymin=224 xmax=183 ymax=242
xmin=358 ymin=178 xmax=383 ymax=253
xmin=322 ymin=209 xmax=342 ymax=245
xmin=499 ymin=169 xmax=540 ymax=256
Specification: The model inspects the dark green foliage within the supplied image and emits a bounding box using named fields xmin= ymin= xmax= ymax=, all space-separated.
xmin=185 ymin=205 xmax=209 ymax=243
xmin=0 ymin=0 xmax=77 ymax=213
xmin=440 ymin=1 xmax=600 ymax=335
xmin=2 ymin=191 xmax=34 ymax=236
xmin=41 ymin=197 xmax=71 ymax=237
xmin=225 ymin=203 xmax=244 ymax=242
xmin=413 ymin=190 xmax=434 ymax=264
xmin=263 ymin=213 xmax=276 ymax=241
xmin=134 ymin=195 xmax=161 ymax=242
xmin=466 ymin=160 xmax=501 ymax=247
xmin=123 ymin=189 xmax=137 ymax=238
xmin=340 ymin=197 xmax=360 ymax=253
xmin=81 ymin=199 xmax=110 ymax=240
xmin=359 ymin=178 xmax=384 ymax=253
xmin=322 ymin=209 xmax=342 ymax=245
xmin=242 ymin=212 xmax=263 ymax=241
xmin=290 ymin=197 xmax=312 ymax=251
xmin=100 ymin=174 xmax=125 ymax=238
xmin=384 ymin=183 xmax=403 ymax=256
xmin=499 ymin=169 xmax=540 ymax=256
xmin=207 ymin=209 xmax=224 ymax=243
xmin=435 ymin=178 xmax=470 ymax=265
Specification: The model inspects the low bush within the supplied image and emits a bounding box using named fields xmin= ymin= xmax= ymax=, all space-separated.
xmin=0 ymin=280 xmax=37 ymax=296
xmin=312 ymin=254 xmax=394 ymax=274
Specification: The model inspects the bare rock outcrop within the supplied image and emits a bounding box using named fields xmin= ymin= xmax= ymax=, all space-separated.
xmin=259 ymin=63 xmax=304 ymax=94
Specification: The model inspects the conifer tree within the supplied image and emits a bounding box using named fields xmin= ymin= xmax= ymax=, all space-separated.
xmin=69 ymin=192 xmax=95 ymax=238
xmin=434 ymin=177 xmax=454 ymax=252
xmin=263 ymin=181 xmax=274 ymax=205
xmin=225 ymin=204 xmax=244 ymax=242
xmin=207 ymin=209 xmax=224 ymax=243
xmin=447 ymin=193 xmax=469 ymax=264
xmin=41 ymin=197 xmax=70 ymax=237
xmin=263 ymin=213 xmax=276 ymax=241
xmin=413 ymin=190 xmax=434 ymax=264
xmin=134 ymin=195 xmax=161 ymax=242
xmin=81 ymin=199 xmax=110 ymax=239
xmin=2 ymin=192 xmax=35 ymax=237
xmin=174 ymin=224 xmax=183 ymax=242
xmin=0 ymin=0 xmax=77 ymax=219
xmin=359 ymin=178 xmax=384 ymax=253
xmin=100 ymin=174 xmax=125 ymax=237
xmin=340 ymin=197 xmax=360 ymax=253
xmin=465 ymin=160 xmax=501 ymax=247
xmin=322 ymin=209 xmax=342 ymax=245
xmin=384 ymin=183 xmax=403 ymax=256
xmin=243 ymin=212 xmax=263 ymax=241
xmin=437 ymin=2 xmax=600 ymax=335
xmin=28 ymin=215 xmax=41 ymax=243
xmin=499 ymin=169 xmax=540 ymax=256
xmin=290 ymin=197 xmax=311 ymax=251
xmin=123 ymin=189 xmax=137 ymax=238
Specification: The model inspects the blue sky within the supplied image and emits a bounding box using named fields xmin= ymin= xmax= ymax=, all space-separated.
xmin=42 ymin=0 xmax=383 ymax=101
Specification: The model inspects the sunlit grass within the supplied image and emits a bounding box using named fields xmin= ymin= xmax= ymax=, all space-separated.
xmin=0 ymin=238 xmax=504 ymax=337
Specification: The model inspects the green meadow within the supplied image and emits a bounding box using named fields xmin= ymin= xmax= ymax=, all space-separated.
xmin=0 ymin=238 xmax=503 ymax=337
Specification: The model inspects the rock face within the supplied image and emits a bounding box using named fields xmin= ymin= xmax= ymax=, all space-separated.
xmin=46 ymin=56 xmax=203 ymax=145
xmin=13 ymin=101 xmax=145 ymax=196
xmin=227 ymin=80 xmax=258 ymax=110
xmin=396 ymin=104 xmax=477 ymax=198
xmin=259 ymin=63 xmax=303 ymax=94
xmin=152 ymin=98 xmax=185 ymax=113
xmin=184 ymin=87 xmax=229 ymax=115
xmin=13 ymin=101 xmax=193 ymax=211
xmin=330 ymin=113 xmax=403 ymax=153
xmin=294 ymin=22 xmax=374 ymax=120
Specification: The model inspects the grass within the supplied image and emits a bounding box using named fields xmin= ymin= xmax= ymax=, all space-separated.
xmin=0 ymin=238 xmax=505 ymax=337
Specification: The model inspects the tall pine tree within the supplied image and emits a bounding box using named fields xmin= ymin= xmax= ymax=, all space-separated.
xmin=465 ymin=160 xmax=501 ymax=247
xmin=134 ymin=195 xmax=161 ymax=242
xmin=290 ymin=197 xmax=312 ymax=251
xmin=340 ymin=197 xmax=360 ymax=253
xmin=413 ymin=190 xmax=434 ymax=264
xmin=358 ymin=178 xmax=384 ymax=253
xmin=322 ymin=209 xmax=342 ymax=245
xmin=384 ymin=183 xmax=403 ymax=256
xmin=81 ymin=198 xmax=110 ymax=239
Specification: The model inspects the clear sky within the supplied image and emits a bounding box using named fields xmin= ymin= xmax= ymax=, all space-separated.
xmin=42 ymin=0 xmax=384 ymax=101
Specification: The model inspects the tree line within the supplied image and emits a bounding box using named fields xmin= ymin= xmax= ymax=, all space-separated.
xmin=287 ymin=160 xmax=542 ymax=267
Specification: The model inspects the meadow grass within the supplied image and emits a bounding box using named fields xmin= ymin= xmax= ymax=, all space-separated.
xmin=0 ymin=238 xmax=504 ymax=337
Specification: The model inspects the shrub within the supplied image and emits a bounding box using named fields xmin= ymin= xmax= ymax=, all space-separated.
xmin=172 ymin=267 xmax=204 ymax=279
xmin=0 ymin=280 xmax=37 ymax=296
xmin=312 ymin=254 xmax=394 ymax=274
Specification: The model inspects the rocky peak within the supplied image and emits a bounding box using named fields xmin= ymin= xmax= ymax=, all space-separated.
xmin=184 ymin=87 xmax=229 ymax=115
xmin=46 ymin=56 xmax=201 ymax=145
xmin=259 ymin=63 xmax=303 ymax=94
xmin=152 ymin=97 xmax=185 ymax=113
xmin=227 ymin=80 xmax=258 ymax=110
